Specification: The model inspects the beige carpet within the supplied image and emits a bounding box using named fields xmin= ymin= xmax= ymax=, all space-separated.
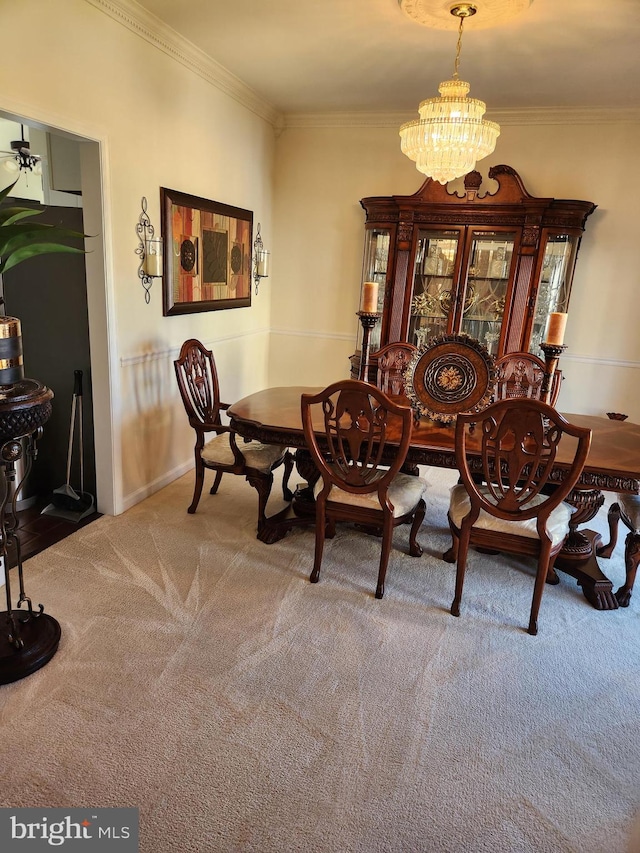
xmin=1 ymin=465 xmax=639 ymax=853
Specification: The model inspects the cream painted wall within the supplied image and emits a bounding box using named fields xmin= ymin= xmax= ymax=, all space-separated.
xmin=271 ymin=119 xmax=640 ymax=421
xmin=0 ymin=0 xmax=277 ymax=512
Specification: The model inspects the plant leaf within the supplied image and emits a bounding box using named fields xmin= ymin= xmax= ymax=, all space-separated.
xmin=0 ymin=180 xmax=19 ymax=205
xmin=0 ymin=225 xmax=85 ymax=258
xmin=0 ymin=182 xmax=90 ymax=275
xmin=0 ymin=206 xmax=44 ymax=226
xmin=0 ymin=243 xmax=85 ymax=274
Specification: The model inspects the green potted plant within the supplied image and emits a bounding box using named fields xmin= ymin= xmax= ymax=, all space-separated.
xmin=0 ymin=179 xmax=86 ymax=279
xmin=0 ymin=179 xmax=87 ymax=384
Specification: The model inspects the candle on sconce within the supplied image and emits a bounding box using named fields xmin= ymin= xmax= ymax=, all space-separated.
xmin=256 ymin=250 xmax=270 ymax=278
xmin=144 ymin=240 xmax=163 ymax=277
xmin=544 ymin=312 xmax=568 ymax=346
xmin=361 ymin=281 xmax=379 ymax=313
xmin=145 ymin=253 xmax=163 ymax=277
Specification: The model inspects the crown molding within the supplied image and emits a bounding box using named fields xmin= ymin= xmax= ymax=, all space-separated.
xmin=82 ymin=2 xmax=640 ymax=132
xmin=284 ymin=106 xmax=640 ymax=129
xmin=84 ymin=0 xmax=281 ymax=126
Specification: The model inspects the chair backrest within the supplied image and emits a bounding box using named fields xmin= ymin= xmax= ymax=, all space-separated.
xmin=373 ymin=343 xmax=418 ymax=396
xmin=301 ymin=379 xmax=414 ymax=505
xmin=494 ymin=352 xmax=562 ymax=406
xmin=455 ymin=398 xmax=592 ymax=536
xmin=174 ymin=338 xmax=223 ymax=431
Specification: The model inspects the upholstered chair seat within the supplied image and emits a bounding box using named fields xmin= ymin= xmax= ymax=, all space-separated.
xmin=315 ymin=470 xmax=428 ymax=517
xmin=449 ymin=484 xmax=573 ymax=548
xmin=202 ymin=433 xmax=286 ymax=472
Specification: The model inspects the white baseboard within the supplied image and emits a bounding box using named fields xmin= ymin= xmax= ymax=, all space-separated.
xmin=121 ymin=459 xmax=193 ymax=513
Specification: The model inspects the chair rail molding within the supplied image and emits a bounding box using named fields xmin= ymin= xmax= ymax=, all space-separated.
xmin=120 ymin=327 xmax=270 ymax=368
xmin=271 ymin=327 xmax=354 ymax=342
xmin=563 ymin=353 xmax=640 ymax=370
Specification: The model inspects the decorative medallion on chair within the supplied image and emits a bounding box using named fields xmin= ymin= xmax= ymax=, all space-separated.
xmin=404 ymin=333 xmax=496 ymax=424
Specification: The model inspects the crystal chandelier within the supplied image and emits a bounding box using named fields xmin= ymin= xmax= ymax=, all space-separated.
xmin=399 ymin=3 xmax=500 ymax=185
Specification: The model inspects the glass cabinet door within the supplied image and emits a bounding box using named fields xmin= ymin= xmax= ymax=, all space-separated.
xmin=409 ymin=229 xmax=460 ymax=348
xmin=528 ymin=233 xmax=579 ymax=354
xmin=460 ymin=230 xmax=516 ymax=356
xmin=356 ymin=228 xmax=390 ymax=353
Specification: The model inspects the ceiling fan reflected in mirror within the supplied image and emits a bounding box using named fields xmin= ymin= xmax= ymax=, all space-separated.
xmin=1 ymin=125 xmax=42 ymax=176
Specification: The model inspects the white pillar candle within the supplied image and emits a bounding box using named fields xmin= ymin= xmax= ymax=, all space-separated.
xmin=145 ymin=240 xmax=163 ymax=277
xmin=256 ymin=250 xmax=270 ymax=278
xmin=145 ymin=253 xmax=163 ymax=277
xmin=361 ymin=281 xmax=379 ymax=313
xmin=544 ymin=312 xmax=568 ymax=345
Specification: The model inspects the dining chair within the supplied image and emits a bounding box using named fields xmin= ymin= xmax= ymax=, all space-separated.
xmin=494 ymin=351 xmax=562 ymax=406
xmin=301 ymin=379 xmax=428 ymax=599
xmin=447 ymin=397 xmax=592 ymax=635
xmin=372 ymin=342 xmax=418 ymax=396
xmin=174 ymin=339 xmax=293 ymax=531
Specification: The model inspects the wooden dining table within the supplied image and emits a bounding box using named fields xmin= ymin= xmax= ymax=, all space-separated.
xmin=228 ymin=386 xmax=640 ymax=612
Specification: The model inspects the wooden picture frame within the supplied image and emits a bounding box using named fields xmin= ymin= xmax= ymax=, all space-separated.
xmin=160 ymin=187 xmax=253 ymax=316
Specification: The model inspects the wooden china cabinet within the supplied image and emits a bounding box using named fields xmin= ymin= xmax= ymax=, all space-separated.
xmin=351 ymin=165 xmax=596 ymax=379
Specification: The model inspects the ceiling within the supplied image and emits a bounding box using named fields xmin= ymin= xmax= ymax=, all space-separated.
xmin=132 ymin=0 xmax=640 ymax=115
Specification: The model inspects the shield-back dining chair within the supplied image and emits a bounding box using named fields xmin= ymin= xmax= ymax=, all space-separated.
xmin=301 ymin=379 xmax=428 ymax=599
xmin=373 ymin=342 xmax=419 ymax=397
xmin=174 ymin=339 xmax=293 ymax=533
xmin=494 ymin=352 xmax=562 ymax=406
xmin=447 ymin=397 xmax=591 ymax=635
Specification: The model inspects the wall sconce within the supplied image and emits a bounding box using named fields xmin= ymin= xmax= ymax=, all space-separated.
xmin=136 ymin=196 xmax=163 ymax=303
xmin=253 ymin=222 xmax=270 ymax=295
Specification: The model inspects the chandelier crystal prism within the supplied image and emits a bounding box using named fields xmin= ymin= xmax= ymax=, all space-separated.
xmin=399 ymin=3 xmax=500 ymax=185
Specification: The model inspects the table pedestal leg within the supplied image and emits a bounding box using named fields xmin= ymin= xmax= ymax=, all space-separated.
xmin=553 ymin=489 xmax=619 ymax=611
xmin=257 ymin=449 xmax=319 ymax=544
xmin=595 ymin=502 xmax=640 ymax=607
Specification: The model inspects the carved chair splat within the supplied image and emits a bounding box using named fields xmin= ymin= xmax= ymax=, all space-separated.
xmin=494 ymin=352 xmax=562 ymax=407
xmin=447 ymin=398 xmax=592 ymax=635
xmin=301 ymin=379 xmax=428 ymax=599
xmin=373 ymin=343 xmax=419 ymax=397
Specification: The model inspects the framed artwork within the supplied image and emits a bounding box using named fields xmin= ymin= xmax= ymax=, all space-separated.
xmin=160 ymin=187 xmax=253 ymax=315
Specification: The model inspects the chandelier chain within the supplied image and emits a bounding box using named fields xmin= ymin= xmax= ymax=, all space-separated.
xmin=398 ymin=2 xmax=498 ymax=185
xmin=453 ymin=13 xmax=465 ymax=80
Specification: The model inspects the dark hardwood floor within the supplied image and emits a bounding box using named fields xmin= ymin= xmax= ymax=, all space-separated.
xmin=5 ymin=499 xmax=101 ymax=569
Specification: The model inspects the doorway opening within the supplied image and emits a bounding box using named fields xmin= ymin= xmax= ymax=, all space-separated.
xmin=0 ymin=113 xmax=114 ymax=553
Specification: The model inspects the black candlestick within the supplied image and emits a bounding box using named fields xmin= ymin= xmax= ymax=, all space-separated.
xmin=539 ymin=342 xmax=567 ymax=405
xmin=357 ymin=311 xmax=381 ymax=381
